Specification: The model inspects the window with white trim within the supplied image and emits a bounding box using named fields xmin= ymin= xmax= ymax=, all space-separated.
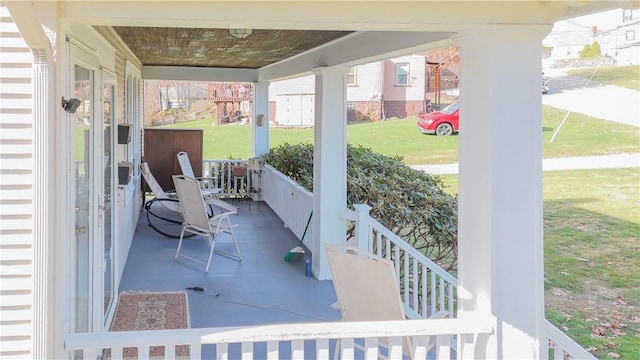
xmin=346 ymin=66 xmax=357 ymax=86
xmin=626 ymin=30 xmax=635 ymax=41
xmin=396 ymin=63 xmax=409 ymax=86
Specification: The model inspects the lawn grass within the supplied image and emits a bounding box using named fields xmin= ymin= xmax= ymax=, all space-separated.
xmin=439 ymin=168 xmax=640 ymax=360
xmin=567 ymin=65 xmax=640 ymax=91
xmin=158 ymin=105 xmax=639 ymax=165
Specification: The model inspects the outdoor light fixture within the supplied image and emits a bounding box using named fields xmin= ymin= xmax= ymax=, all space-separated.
xmin=229 ymin=28 xmax=252 ymax=39
xmin=61 ymin=97 xmax=81 ymax=114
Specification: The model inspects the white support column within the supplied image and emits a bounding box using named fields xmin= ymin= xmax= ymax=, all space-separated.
xmin=454 ymin=25 xmax=551 ymax=359
xmin=312 ymin=65 xmax=348 ymax=280
xmin=4 ymin=2 xmax=57 ymax=358
xmin=252 ymin=82 xmax=270 ymax=157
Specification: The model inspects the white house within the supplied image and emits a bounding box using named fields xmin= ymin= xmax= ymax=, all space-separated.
xmin=270 ymin=54 xmax=428 ymax=124
xmin=1 ymin=1 xmax=635 ymax=359
xmin=543 ymin=8 xmax=640 ymax=64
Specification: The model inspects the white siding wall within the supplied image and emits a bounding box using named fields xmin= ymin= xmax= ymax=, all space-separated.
xmin=0 ymin=5 xmax=35 ymax=358
xmin=268 ymin=75 xmax=314 ymax=101
xmin=346 ymin=62 xmax=382 ymax=101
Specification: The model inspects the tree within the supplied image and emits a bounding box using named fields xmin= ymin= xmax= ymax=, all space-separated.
xmin=579 ymin=41 xmax=601 ymax=58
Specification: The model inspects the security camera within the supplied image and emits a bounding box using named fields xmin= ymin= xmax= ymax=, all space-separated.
xmin=61 ymin=97 xmax=81 ymax=114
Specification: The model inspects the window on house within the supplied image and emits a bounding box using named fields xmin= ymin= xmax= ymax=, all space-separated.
xmin=626 ymin=30 xmax=635 ymax=41
xmin=396 ymin=63 xmax=409 ymax=86
xmin=346 ymin=66 xmax=357 ymax=86
xmin=346 ymin=102 xmax=357 ymax=110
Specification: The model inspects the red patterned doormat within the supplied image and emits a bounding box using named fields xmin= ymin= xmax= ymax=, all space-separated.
xmin=106 ymin=291 xmax=190 ymax=359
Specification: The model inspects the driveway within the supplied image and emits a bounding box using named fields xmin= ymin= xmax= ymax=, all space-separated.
xmin=542 ymin=68 xmax=640 ymax=127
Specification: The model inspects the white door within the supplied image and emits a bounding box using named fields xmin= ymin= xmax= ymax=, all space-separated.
xmin=69 ymin=44 xmax=109 ymax=333
xmin=101 ymin=70 xmax=117 ymax=329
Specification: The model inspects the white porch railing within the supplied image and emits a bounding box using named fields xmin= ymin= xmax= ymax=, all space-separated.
xmin=545 ymin=319 xmax=597 ymax=360
xmin=261 ymin=163 xmax=315 ymax=250
xmin=202 ymin=159 xmax=251 ymax=198
xmin=65 ymin=318 xmax=492 ymax=360
xmin=65 ymin=159 xmax=596 ymax=360
xmin=341 ymin=205 xmax=458 ymax=320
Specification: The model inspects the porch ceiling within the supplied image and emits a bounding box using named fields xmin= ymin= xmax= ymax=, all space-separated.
xmin=110 ymin=27 xmax=353 ymax=69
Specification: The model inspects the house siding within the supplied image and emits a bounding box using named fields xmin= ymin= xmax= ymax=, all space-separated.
xmin=382 ymin=55 xmax=426 ymax=101
xmin=0 ymin=4 xmax=36 ymax=358
xmin=268 ymin=57 xmax=427 ymax=124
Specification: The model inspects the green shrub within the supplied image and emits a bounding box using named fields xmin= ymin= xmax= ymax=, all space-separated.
xmin=579 ymin=41 xmax=601 ymax=58
xmin=264 ymin=143 xmax=458 ymax=271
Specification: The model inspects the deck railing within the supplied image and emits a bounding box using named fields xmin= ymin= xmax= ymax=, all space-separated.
xmin=63 ymin=158 xmax=594 ymax=360
xmin=545 ymin=319 xmax=597 ymax=360
xmin=202 ymin=159 xmax=252 ymax=198
xmin=340 ymin=205 xmax=458 ymax=320
xmin=66 ymin=318 xmax=492 ymax=359
xmin=261 ymin=164 xmax=315 ymax=249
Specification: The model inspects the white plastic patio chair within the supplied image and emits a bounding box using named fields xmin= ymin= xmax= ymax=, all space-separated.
xmin=326 ymin=245 xmax=433 ymax=360
xmin=172 ymin=175 xmax=242 ymax=272
xmin=176 ymin=151 xmax=219 ymax=196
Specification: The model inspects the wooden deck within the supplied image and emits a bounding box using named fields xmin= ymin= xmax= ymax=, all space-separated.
xmin=118 ymin=199 xmax=341 ymax=329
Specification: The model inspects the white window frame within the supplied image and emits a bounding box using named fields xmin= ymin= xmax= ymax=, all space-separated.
xmin=396 ymin=63 xmax=409 ymax=86
xmin=346 ymin=66 xmax=357 ymax=86
xmin=626 ymin=30 xmax=635 ymax=41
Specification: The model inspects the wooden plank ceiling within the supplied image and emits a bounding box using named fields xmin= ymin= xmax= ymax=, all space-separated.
xmin=111 ymin=27 xmax=353 ymax=69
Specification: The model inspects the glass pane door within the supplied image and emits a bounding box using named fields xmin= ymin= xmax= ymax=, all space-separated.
xmin=102 ymin=78 xmax=115 ymax=326
xmin=73 ymin=64 xmax=94 ymax=333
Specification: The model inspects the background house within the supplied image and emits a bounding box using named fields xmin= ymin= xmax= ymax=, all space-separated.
xmin=543 ymin=8 xmax=640 ymax=66
xmin=268 ymin=54 xmax=459 ymax=124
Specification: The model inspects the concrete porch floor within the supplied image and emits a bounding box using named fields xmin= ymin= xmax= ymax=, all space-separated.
xmin=117 ymin=199 xmax=341 ymax=329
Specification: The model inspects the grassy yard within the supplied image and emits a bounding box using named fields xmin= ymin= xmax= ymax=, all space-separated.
xmin=438 ymin=168 xmax=640 ymax=360
xmin=567 ymin=65 xmax=640 ymax=91
xmin=158 ymin=105 xmax=639 ymax=165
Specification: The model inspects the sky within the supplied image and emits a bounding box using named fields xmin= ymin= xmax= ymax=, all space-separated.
xmin=552 ymin=8 xmax=625 ymax=32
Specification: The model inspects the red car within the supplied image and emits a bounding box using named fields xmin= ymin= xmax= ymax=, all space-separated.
xmin=417 ymin=102 xmax=459 ymax=136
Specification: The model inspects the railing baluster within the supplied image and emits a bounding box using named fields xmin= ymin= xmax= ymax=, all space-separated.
xmin=435 ymin=335 xmax=450 ymax=360
xmin=553 ymin=343 xmax=563 ymax=360
xmin=411 ymin=335 xmax=427 ymax=360
xmin=340 ymin=337 xmax=355 ymax=360
xmin=421 ymin=265 xmax=427 ymax=318
xmin=364 ymin=337 xmax=379 ymax=360
xmin=138 ymin=345 xmax=150 ymax=360
xmin=447 ymin=283 xmax=454 ymax=316
xmin=375 ymin=232 xmax=382 ymax=257
xmin=403 ymin=252 xmax=410 ymax=305
xmin=439 ymin=278 xmax=445 ymax=313
xmin=111 ymin=346 xmax=123 ymax=360
xmin=266 ymin=341 xmax=279 ymax=360
xmin=216 ymin=342 xmax=229 ymax=360
xmin=189 ymin=342 xmax=201 ymax=359
xmin=412 ymin=257 xmax=419 ymax=315
xmin=241 ymin=342 xmax=253 ymax=359
xmin=387 ymin=337 xmax=403 ymax=359
xmin=292 ymin=340 xmax=305 ymax=359
xmin=430 ymin=271 xmax=436 ymax=315
xmin=316 ymin=339 xmax=330 ymax=360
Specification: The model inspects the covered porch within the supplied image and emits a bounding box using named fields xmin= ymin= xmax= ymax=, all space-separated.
xmin=119 ymin=199 xmax=340 ymax=329
xmin=2 ymin=0 xmax=630 ymax=359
